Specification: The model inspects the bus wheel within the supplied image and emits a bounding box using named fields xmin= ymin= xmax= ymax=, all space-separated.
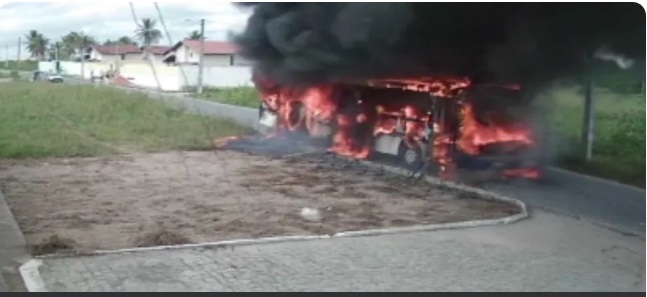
xmin=398 ymin=142 xmax=423 ymax=170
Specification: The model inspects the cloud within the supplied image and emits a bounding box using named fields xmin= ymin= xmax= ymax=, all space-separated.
xmin=0 ymin=2 xmax=252 ymax=59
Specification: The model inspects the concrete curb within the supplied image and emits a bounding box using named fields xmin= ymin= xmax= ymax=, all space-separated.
xmin=546 ymin=167 xmax=645 ymax=196
xmin=0 ymin=189 xmax=29 ymax=292
xmin=18 ymin=260 xmax=46 ymax=292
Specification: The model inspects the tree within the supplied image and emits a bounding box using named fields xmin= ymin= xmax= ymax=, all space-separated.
xmin=117 ymin=36 xmax=137 ymax=46
xmin=60 ymin=31 xmax=97 ymax=61
xmin=134 ymin=18 xmax=162 ymax=48
xmin=104 ymin=36 xmax=138 ymax=47
xmin=25 ymin=30 xmax=49 ymax=61
xmin=226 ymin=30 xmax=237 ymax=42
xmin=187 ymin=30 xmax=203 ymax=40
xmin=48 ymin=42 xmax=62 ymax=60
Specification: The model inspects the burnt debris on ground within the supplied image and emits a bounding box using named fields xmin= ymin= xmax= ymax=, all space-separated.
xmin=219 ymin=134 xmax=539 ymax=187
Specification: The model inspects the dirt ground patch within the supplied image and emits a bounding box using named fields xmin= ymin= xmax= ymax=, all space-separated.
xmin=0 ymin=151 xmax=521 ymax=254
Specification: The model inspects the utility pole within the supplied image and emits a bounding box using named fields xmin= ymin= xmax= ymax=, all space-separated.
xmin=582 ymin=53 xmax=596 ymax=161
xmin=80 ymin=34 xmax=86 ymax=80
xmin=4 ymin=45 xmax=8 ymax=68
xmin=16 ymin=36 xmax=21 ymax=72
xmin=116 ymin=42 xmax=120 ymax=74
xmin=197 ymin=18 xmax=205 ymax=94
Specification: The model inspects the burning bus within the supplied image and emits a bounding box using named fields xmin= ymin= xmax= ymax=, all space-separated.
xmin=254 ymin=73 xmax=542 ymax=181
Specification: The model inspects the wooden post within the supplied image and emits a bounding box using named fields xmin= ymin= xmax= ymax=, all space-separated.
xmin=581 ymin=54 xmax=596 ymax=161
xmin=16 ymin=36 xmax=21 ymax=72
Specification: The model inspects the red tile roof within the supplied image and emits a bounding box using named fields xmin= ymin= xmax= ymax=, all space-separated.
xmin=147 ymin=45 xmax=172 ymax=55
xmin=93 ymin=45 xmax=141 ymax=55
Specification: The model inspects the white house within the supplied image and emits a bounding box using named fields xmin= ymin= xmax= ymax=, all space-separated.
xmin=88 ymin=45 xmax=142 ymax=63
xmin=162 ymin=40 xmax=252 ymax=66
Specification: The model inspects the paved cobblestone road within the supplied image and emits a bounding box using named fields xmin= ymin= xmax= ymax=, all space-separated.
xmin=35 ymin=211 xmax=645 ymax=292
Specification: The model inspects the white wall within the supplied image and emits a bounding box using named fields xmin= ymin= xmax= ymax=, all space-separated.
xmin=39 ymin=61 xmax=82 ymax=76
xmin=203 ymin=55 xmax=233 ymax=67
xmin=124 ymin=53 xmax=141 ymax=61
xmin=178 ymin=65 xmax=253 ymax=89
xmin=232 ymin=55 xmax=253 ymax=66
xmin=39 ymin=61 xmax=253 ymax=91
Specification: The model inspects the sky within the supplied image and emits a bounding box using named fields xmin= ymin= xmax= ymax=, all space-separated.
xmin=0 ymin=1 xmax=253 ymax=60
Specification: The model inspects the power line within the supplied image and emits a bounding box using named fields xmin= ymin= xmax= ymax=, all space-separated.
xmin=128 ymin=2 xmax=161 ymax=91
xmin=153 ymin=2 xmax=189 ymax=88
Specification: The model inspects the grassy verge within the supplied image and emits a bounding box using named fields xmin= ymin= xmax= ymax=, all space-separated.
xmin=198 ymin=87 xmax=260 ymax=108
xmin=0 ymin=60 xmax=38 ymax=72
xmin=545 ymin=86 xmax=645 ymax=187
xmin=0 ymin=70 xmax=20 ymax=80
xmin=0 ymin=81 xmax=253 ymax=159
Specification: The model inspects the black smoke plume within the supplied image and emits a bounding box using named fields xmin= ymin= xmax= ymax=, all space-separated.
xmin=234 ymin=3 xmax=645 ymax=88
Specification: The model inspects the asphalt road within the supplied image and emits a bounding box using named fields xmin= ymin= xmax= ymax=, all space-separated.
xmin=34 ymin=75 xmax=647 ymax=237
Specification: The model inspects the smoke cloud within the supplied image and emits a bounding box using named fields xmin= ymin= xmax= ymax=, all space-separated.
xmin=234 ymin=3 xmax=645 ymax=88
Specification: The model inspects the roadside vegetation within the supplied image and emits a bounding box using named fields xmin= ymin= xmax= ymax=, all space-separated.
xmin=0 ymin=81 xmax=252 ymax=158
xmin=0 ymin=60 xmax=38 ymax=72
xmin=198 ymin=87 xmax=260 ymax=108
xmin=546 ymin=86 xmax=644 ymax=187
xmin=0 ymin=70 xmax=21 ymax=80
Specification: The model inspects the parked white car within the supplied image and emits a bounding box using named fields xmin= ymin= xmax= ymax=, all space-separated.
xmin=32 ymin=71 xmax=64 ymax=83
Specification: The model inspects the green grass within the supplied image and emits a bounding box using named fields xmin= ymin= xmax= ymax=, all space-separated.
xmin=0 ymin=81 xmax=253 ymax=159
xmin=544 ymin=86 xmax=645 ymax=187
xmin=0 ymin=70 xmax=23 ymax=81
xmin=198 ymin=87 xmax=260 ymax=108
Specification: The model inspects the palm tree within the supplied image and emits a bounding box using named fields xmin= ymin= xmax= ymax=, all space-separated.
xmin=187 ymin=30 xmax=203 ymax=40
xmin=61 ymin=31 xmax=97 ymax=61
xmin=134 ymin=18 xmax=162 ymax=48
xmin=25 ymin=30 xmax=49 ymax=61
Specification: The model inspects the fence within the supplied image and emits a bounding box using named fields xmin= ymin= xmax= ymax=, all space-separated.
xmin=179 ymin=65 xmax=253 ymax=89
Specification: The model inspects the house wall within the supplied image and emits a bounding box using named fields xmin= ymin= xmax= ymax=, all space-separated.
xmin=203 ymin=55 xmax=234 ymax=67
xmin=179 ymin=65 xmax=253 ymax=89
xmin=174 ymin=45 xmax=235 ymax=66
xmin=232 ymin=55 xmax=253 ymax=66
xmin=175 ymin=46 xmax=191 ymax=63
xmin=123 ymin=53 xmax=141 ymax=61
xmin=89 ymin=51 xmax=103 ymax=61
